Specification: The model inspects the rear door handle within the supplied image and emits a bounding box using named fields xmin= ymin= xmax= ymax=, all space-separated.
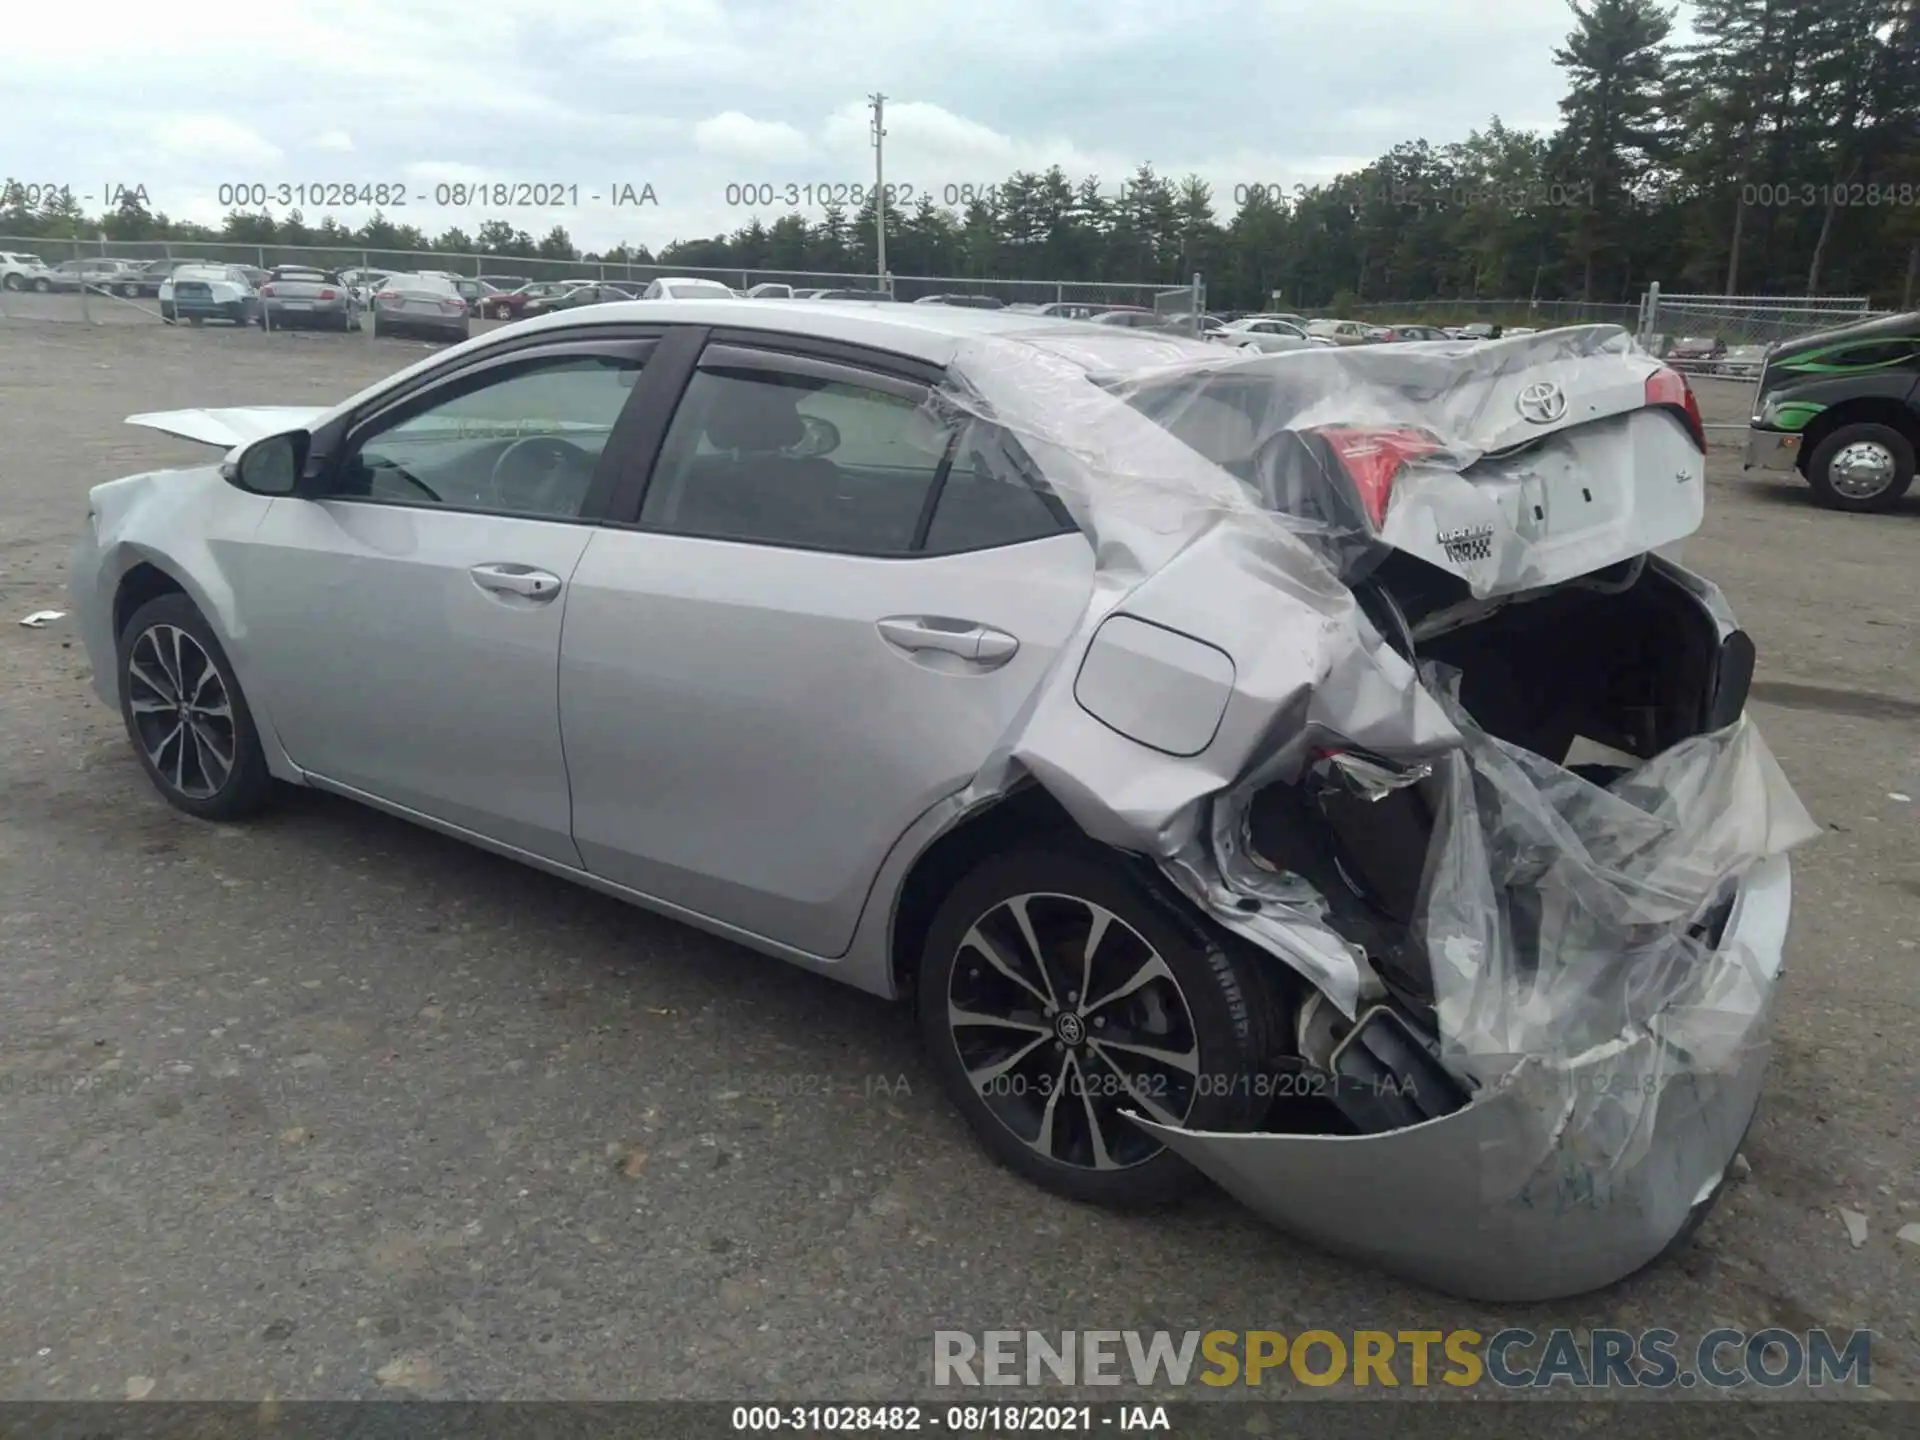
xmin=876 ymin=616 xmax=1020 ymax=668
xmin=469 ymin=563 xmax=562 ymax=602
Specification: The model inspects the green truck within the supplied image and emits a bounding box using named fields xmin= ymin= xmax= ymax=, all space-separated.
xmin=1743 ymin=309 xmax=1919 ymax=512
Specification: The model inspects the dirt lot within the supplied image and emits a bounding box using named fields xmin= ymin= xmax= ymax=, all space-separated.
xmin=1 ymin=311 xmax=1916 ymax=1404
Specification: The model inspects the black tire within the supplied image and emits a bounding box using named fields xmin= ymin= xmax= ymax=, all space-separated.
xmin=918 ymin=842 xmax=1285 ymax=1209
xmin=1 ymin=273 xmax=20 ymax=291
xmin=117 ymin=593 xmax=278 ymax=822
xmin=32 ymin=276 xmax=51 ymax=292
xmin=1804 ymin=422 xmax=1915 ymax=513
xmin=188 ymin=315 xmax=205 ymax=327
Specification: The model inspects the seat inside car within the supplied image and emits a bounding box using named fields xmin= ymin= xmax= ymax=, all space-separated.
xmin=656 ymin=377 xmax=928 ymax=550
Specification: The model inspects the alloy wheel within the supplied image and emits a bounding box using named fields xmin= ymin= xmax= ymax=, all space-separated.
xmin=1828 ymin=440 xmax=1897 ymax=500
xmin=945 ymin=892 xmax=1201 ymax=1171
xmin=125 ymin=624 xmax=236 ymax=800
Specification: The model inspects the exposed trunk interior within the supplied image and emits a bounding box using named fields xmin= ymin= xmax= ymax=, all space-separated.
xmin=1243 ymin=549 xmax=1755 ymax=1132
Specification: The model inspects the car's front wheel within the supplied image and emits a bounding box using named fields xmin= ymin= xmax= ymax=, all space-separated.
xmin=918 ymin=843 xmax=1284 ymax=1208
xmin=117 ymin=593 xmax=278 ymax=821
xmin=1805 ymin=422 xmax=1915 ymax=513
xmin=1 ymin=273 xmax=20 ymax=291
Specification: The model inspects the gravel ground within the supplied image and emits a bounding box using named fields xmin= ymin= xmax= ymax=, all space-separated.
xmin=0 ymin=311 xmax=1915 ymax=1404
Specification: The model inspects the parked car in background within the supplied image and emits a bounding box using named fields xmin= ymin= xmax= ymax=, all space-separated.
xmin=158 ymin=264 xmax=260 ymax=326
xmin=49 ymin=258 xmax=145 ymax=296
xmin=1089 ymin=307 xmax=1176 ymax=329
xmin=522 ymin=282 xmax=640 ymax=317
xmin=642 ymin=276 xmax=739 ymax=300
xmin=1666 ymin=336 xmax=1728 ymax=366
xmin=808 ymin=288 xmax=897 ymax=301
xmin=1034 ymin=301 xmax=1107 ymax=319
xmin=0 ymin=250 xmax=54 ymax=291
xmin=746 ymin=282 xmax=794 ymax=298
xmin=258 ymin=266 xmax=361 ymax=331
xmin=912 ymin=294 xmax=1007 ymax=309
xmin=368 ymin=272 xmax=471 ymax=342
xmin=1744 ymin=308 xmax=1920 ymax=512
xmin=1378 ymin=324 xmax=1450 ymax=343
xmin=1450 ymin=322 xmax=1502 ymax=340
xmin=132 ymin=258 xmax=211 ymax=296
xmin=1210 ymin=316 xmax=1318 ymax=353
xmin=452 ymin=277 xmax=502 ymax=316
xmin=489 ymin=279 xmax=591 ymax=321
xmin=1505 ymin=326 xmax=1539 ymax=337
xmin=791 ymin=287 xmax=829 ymax=299
xmin=477 ymin=273 xmax=532 ymax=292
xmin=1306 ymin=318 xmax=1375 ymax=345
xmin=1718 ymin=344 xmax=1768 ymax=379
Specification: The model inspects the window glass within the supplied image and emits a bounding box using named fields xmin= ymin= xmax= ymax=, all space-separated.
xmin=329 ymin=354 xmax=643 ymax=519
xmin=921 ymin=423 xmax=1073 ymax=554
xmin=641 ymin=364 xmax=952 ymax=552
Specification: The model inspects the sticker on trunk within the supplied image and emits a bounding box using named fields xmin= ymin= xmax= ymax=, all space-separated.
xmin=1437 ymin=523 xmax=1494 ymax=563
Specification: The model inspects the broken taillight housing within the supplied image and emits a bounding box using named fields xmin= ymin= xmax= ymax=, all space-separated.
xmin=1645 ymin=366 xmax=1706 ymax=451
xmin=1313 ymin=426 xmax=1443 ymax=528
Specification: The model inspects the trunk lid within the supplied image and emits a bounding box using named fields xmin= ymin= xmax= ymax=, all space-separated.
xmin=126 ymin=407 xmax=327 ymax=448
xmin=1119 ymin=325 xmax=1705 ymax=597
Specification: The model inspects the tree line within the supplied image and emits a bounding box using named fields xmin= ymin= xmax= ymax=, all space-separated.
xmin=4 ymin=0 xmax=1915 ymax=310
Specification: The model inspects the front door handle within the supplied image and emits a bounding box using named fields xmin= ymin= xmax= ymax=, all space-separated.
xmin=876 ymin=616 xmax=1020 ymax=668
xmin=470 ymin=563 xmax=562 ymax=602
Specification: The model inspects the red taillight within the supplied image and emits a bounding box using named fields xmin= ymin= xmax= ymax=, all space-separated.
xmin=375 ymin=291 xmax=398 ymax=303
xmin=1315 ymin=426 xmax=1443 ymax=528
xmin=1645 ymin=366 xmax=1705 ymax=451
xmin=318 ymin=288 xmax=337 ymax=300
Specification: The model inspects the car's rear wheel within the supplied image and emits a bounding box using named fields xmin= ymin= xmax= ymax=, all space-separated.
xmin=1805 ymin=422 xmax=1915 ymax=512
xmin=918 ymin=843 xmax=1284 ymax=1208
xmin=117 ymin=593 xmax=277 ymax=822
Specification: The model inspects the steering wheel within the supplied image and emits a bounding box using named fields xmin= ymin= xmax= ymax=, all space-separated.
xmin=487 ymin=434 xmax=596 ymax=513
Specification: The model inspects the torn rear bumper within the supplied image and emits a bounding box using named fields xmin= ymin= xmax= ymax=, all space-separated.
xmin=1134 ymin=854 xmax=1791 ymax=1302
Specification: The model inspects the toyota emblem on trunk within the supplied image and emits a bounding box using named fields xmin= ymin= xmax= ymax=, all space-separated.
xmin=1516 ymin=381 xmax=1568 ymax=424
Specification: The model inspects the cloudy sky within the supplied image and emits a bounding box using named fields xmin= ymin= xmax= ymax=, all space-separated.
xmin=6 ymin=0 xmax=1699 ymax=255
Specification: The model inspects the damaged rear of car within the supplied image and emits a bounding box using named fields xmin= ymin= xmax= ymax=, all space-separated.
xmin=926 ymin=324 xmax=1816 ymax=1301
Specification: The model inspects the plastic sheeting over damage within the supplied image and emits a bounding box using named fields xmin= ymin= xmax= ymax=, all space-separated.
xmin=932 ymin=322 xmax=1820 ymax=1298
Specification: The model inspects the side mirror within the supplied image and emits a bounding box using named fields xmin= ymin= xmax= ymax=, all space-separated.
xmin=220 ymin=430 xmax=307 ymax=496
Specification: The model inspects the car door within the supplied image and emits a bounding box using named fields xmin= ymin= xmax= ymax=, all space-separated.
xmin=234 ymin=331 xmax=665 ymax=863
xmin=559 ymin=330 xmax=1098 ymax=956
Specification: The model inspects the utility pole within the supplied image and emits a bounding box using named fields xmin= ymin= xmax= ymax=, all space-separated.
xmin=869 ymin=92 xmax=887 ymax=291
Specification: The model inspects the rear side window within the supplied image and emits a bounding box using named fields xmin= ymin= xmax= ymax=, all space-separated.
xmin=640 ymin=352 xmax=1075 ymax=555
xmin=922 ymin=423 xmax=1074 ymax=554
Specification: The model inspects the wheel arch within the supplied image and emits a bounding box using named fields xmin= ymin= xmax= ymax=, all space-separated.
xmin=113 ymin=560 xmax=189 ymax=643
xmin=886 ymin=782 xmax=1083 ymax=1002
xmin=1795 ymin=398 xmax=1920 ymax=475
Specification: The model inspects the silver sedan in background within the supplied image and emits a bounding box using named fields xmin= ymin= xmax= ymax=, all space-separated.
xmin=367 ymin=272 xmax=472 ymax=342
xmin=1210 ymin=316 xmax=1320 ymax=353
xmin=258 ymin=266 xmax=362 ymax=331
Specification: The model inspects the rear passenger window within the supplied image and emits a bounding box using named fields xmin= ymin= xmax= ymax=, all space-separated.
xmin=640 ymin=351 xmax=1076 ymax=556
xmin=641 ymin=366 xmax=951 ymax=552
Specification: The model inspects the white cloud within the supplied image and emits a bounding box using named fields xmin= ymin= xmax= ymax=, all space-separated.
xmin=693 ymin=113 xmax=813 ymax=164
xmin=315 ymin=129 xmax=355 ymax=152
xmin=150 ymin=115 xmax=283 ymax=166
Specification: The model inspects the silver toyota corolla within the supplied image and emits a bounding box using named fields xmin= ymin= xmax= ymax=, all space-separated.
xmin=71 ymin=301 xmax=1817 ymax=1300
